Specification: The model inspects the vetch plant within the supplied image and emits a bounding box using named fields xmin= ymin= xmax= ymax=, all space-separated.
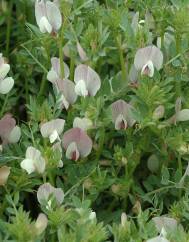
xmin=134 ymin=45 xmax=163 ymax=77
xmin=1 ymin=0 xmax=189 ymax=241
xmin=35 ymin=0 xmax=62 ymax=34
xmin=0 ymin=53 xmax=14 ymax=94
xmin=20 ymin=146 xmax=46 ymax=174
xmin=62 ymin=127 xmax=93 ymax=161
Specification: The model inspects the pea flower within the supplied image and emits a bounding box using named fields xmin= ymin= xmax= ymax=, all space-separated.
xmin=47 ymin=57 xmax=70 ymax=82
xmin=134 ymin=45 xmax=163 ymax=77
xmin=74 ymin=64 xmax=101 ymax=97
xmin=37 ymin=182 xmax=64 ymax=207
xmin=35 ymin=213 xmax=48 ymax=235
xmin=20 ymin=146 xmax=46 ymax=174
xmin=111 ymin=100 xmax=135 ymax=130
xmin=47 ymin=58 xmax=77 ymax=109
xmin=0 ymin=53 xmax=14 ymax=94
xmin=0 ymin=114 xmax=21 ymax=145
xmin=152 ymin=216 xmax=178 ymax=233
xmin=35 ymin=0 xmax=62 ymax=34
xmin=147 ymin=236 xmax=169 ymax=242
xmin=76 ymin=42 xmax=88 ymax=62
xmin=0 ymin=166 xmax=10 ymax=186
xmin=62 ymin=127 xmax=92 ymax=161
xmin=73 ymin=117 xmax=93 ymax=131
xmin=40 ymin=119 xmax=65 ymax=143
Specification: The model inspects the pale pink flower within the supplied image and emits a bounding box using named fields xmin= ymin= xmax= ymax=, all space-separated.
xmin=134 ymin=45 xmax=163 ymax=77
xmin=35 ymin=0 xmax=62 ymax=34
xmin=111 ymin=100 xmax=135 ymax=130
xmin=0 ymin=114 xmax=21 ymax=145
xmin=62 ymin=127 xmax=92 ymax=161
xmin=74 ymin=64 xmax=101 ymax=97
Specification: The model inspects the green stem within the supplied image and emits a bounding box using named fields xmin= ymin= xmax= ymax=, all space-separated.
xmin=59 ymin=26 xmax=65 ymax=79
xmin=6 ymin=2 xmax=13 ymax=56
xmin=178 ymin=154 xmax=182 ymax=198
xmin=96 ymin=128 xmax=105 ymax=160
xmin=175 ymin=35 xmax=182 ymax=96
xmin=0 ymin=94 xmax=9 ymax=116
xmin=116 ymin=35 xmax=127 ymax=84
xmin=70 ymin=52 xmax=75 ymax=81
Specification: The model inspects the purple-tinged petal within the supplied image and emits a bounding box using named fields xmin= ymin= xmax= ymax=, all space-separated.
xmin=37 ymin=182 xmax=64 ymax=206
xmin=111 ymin=100 xmax=135 ymax=127
xmin=129 ymin=64 xmax=138 ymax=83
xmin=62 ymin=128 xmax=92 ymax=158
xmin=56 ymin=79 xmax=77 ymax=106
xmin=74 ymin=64 xmax=101 ymax=96
xmin=50 ymin=57 xmax=69 ymax=80
xmin=35 ymin=0 xmax=47 ymax=28
xmin=40 ymin=119 xmax=65 ymax=138
xmin=152 ymin=216 xmax=178 ymax=233
xmin=77 ymin=42 xmax=88 ymax=61
xmin=134 ymin=45 xmax=163 ymax=71
xmin=0 ymin=114 xmax=16 ymax=144
xmin=46 ymin=1 xmax=62 ymax=32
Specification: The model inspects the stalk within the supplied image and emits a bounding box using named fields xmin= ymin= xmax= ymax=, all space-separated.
xmin=116 ymin=35 xmax=127 ymax=84
xmin=6 ymin=1 xmax=13 ymax=56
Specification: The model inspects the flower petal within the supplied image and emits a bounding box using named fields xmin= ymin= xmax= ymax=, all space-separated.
xmin=74 ymin=79 xmax=88 ymax=97
xmin=37 ymin=182 xmax=64 ymax=205
xmin=49 ymin=57 xmax=70 ymax=80
xmin=62 ymin=128 xmax=92 ymax=158
xmin=35 ymin=213 xmax=48 ymax=235
xmin=73 ymin=117 xmax=93 ymax=131
xmin=115 ymin=114 xmax=127 ymax=130
xmin=34 ymin=156 xmax=46 ymax=174
xmin=37 ymin=183 xmax=54 ymax=204
xmin=26 ymin=146 xmax=41 ymax=160
xmin=0 ymin=77 xmax=14 ymax=94
xmin=46 ymin=1 xmax=62 ymax=32
xmin=56 ymin=79 xmax=77 ymax=106
xmin=0 ymin=166 xmax=10 ymax=185
xmin=0 ymin=114 xmax=16 ymax=143
xmin=74 ymin=64 xmax=101 ymax=96
xmin=134 ymin=45 xmax=163 ymax=71
xmin=147 ymin=237 xmax=169 ymax=242
xmin=39 ymin=16 xmax=52 ymax=33
xmin=141 ymin=60 xmax=154 ymax=77
xmin=35 ymin=0 xmax=47 ymax=28
xmin=0 ymin=64 xmax=10 ymax=80
xmin=77 ymin=42 xmax=88 ymax=61
xmin=7 ymin=126 xmax=21 ymax=143
xmin=66 ymin=142 xmax=80 ymax=161
xmin=40 ymin=119 xmax=65 ymax=138
xmin=111 ymin=100 xmax=135 ymax=127
xmin=152 ymin=216 xmax=177 ymax=233
xmin=20 ymin=158 xmax=35 ymax=174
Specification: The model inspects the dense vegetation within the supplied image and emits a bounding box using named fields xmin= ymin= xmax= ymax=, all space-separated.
xmin=0 ymin=0 xmax=189 ymax=241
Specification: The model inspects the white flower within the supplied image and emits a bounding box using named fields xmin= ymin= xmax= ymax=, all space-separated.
xmin=134 ymin=45 xmax=163 ymax=78
xmin=74 ymin=64 xmax=101 ymax=97
xmin=40 ymin=119 xmax=65 ymax=143
xmin=35 ymin=0 xmax=62 ymax=34
xmin=73 ymin=117 xmax=93 ymax=131
xmin=35 ymin=213 xmax=48 ymax=235
xmin=20 ymin=146 xmax=46 ymax=174
xmin=75 ymin=79 xmax=88 ymax=97
xmin=0 ymin=54 xmax=14 ymax=94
